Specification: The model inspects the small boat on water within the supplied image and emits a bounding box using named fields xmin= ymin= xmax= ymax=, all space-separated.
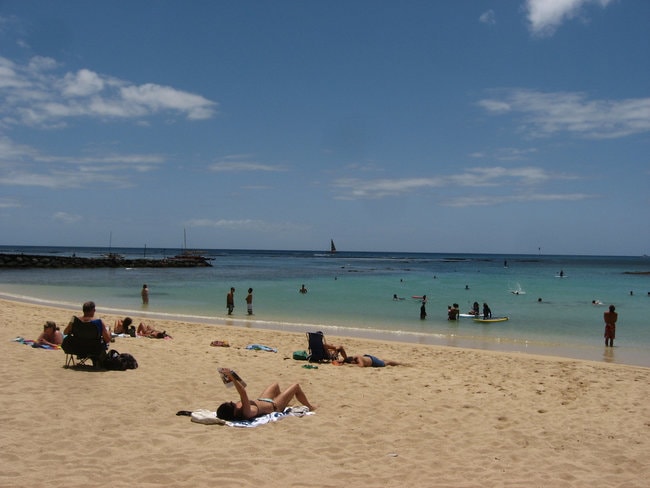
xmin=330 ymin=239 xmax=336 ymax=253
xmin=165 ymin=229 xmax=213 ymax=266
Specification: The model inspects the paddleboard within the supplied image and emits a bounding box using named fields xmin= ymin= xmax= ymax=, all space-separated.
xmin=473 ymin=317 xmax=509 ymax=323
xmin=459 ymin=313 xmax=478 ymax=318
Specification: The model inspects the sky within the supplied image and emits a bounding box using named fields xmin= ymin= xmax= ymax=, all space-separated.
xmin=0 ymin=0 xmax=648 ymax=255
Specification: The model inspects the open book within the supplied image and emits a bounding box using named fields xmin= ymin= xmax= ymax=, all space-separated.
xmin=218 ymin=368 xmax=246 ymax=388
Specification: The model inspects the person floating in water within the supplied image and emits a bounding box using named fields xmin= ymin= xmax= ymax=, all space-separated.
xmin=299 ymin=284 xmax=308 ymax=294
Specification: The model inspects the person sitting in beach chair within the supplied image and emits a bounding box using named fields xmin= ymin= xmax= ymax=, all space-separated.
xmin=216 ymin=368 xmax=317 ymax=421
xmin=62 ymin=301 xmax=111 ymax=368
xmin=306 ymin=331 xmax=347 ymax=363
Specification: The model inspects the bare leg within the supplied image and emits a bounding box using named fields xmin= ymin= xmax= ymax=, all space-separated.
xmin=273 ymin=383 xmax=317 ymax=411
xmin=258 ymin=382 xmax=281 ymax=399
xmin=384 ymin=360 xmax=401 ymax=366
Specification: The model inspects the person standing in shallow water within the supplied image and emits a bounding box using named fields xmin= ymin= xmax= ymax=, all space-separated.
xmin=420 ymin=295 xmax=427 ymax=320
xmin=246 ymin=288 xmax=253 ymax=315
xmin=226 ymin=287 xmax=235 ymax=315
xmin=604 ymin=304 xmax=618 ymax=347
xmin=141 ymin=284 xmax=149 ymax=305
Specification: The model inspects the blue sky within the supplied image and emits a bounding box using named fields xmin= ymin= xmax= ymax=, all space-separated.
xmin=0 ymin=0 xmax=648 ymax=255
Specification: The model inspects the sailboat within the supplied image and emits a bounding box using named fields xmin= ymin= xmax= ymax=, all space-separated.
xmin=167 ymin=228 xmax=213 ymax=266
xmin=103 ymin=231 xmax=124 ymax=260
xmin=330 ymin=239 xmax=337 ymax=253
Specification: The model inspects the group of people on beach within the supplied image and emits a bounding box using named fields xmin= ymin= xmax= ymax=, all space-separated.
xmin=114 ymin=317 xmax=170 ymax=339
xmin=216 ymin=338 xmax=401 ymax=421
xmin=49 ymin=294 xmax=620 ymax=423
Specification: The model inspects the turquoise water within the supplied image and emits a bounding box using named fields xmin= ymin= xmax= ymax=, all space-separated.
xmin=1 ymin=247 xmax=648 ymax=367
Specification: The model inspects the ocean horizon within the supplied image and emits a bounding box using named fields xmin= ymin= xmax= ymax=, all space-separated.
xmin=1 ymin=245 xmax=648 ymax=367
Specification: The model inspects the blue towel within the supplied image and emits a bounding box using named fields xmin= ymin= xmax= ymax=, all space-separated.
xmin=245 ymin=344 xmax=277 ymax=353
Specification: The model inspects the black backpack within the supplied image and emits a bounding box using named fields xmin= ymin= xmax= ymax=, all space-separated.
xmin=103 ymin=349 xmax=138 ymax=370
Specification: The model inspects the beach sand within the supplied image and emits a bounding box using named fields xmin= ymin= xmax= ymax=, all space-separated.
xmin=1 ymin=298 xmax=648 ymax=488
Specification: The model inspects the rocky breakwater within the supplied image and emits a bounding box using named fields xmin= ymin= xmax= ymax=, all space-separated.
xmin=0 ymin=253 xmax=212 ymax=268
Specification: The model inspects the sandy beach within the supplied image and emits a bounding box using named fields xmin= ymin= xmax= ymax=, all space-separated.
xmin=1 ymin=298 xmax=648 ymax=488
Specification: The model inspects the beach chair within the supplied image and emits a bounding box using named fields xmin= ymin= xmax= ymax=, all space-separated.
xmin=306 ymin=331 xmax=337 ymax=363
xmin=62 ymin=317 xmax=106 ymax=368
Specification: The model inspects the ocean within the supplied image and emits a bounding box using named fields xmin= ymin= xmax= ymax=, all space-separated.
xmin=1 ymin=246 xmax=648 ymax=367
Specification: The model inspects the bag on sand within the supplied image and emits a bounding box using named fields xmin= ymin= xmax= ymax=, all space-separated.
xmin=292 ymin=350 xmax=308 ymax=361
xmin=103 ymin=349 xmax=138 ymax=370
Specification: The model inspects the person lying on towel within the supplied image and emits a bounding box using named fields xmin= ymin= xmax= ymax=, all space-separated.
xmin=216 ymin=368 xmax=317 ymax=421
xmin=343 ymin=354 xmax=401 ymax=367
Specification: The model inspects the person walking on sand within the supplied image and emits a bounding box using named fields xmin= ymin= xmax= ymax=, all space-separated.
xmin=246 ymin=288 xmax=253 ymax=315
xmin=604 ymin=304 xmax=618 ymax=347
xmin=226 ymin=287 xmax=235 ymax=315
xmin=141 ymin=284 xmax=149 ymax=305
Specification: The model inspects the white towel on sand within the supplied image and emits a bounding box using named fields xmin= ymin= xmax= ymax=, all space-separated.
xmin=191 ymin=406 xmax=312 ymax=427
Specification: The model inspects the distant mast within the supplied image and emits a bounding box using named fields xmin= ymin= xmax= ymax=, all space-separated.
xmin=330 ymin=239 xmax=336 ymax=253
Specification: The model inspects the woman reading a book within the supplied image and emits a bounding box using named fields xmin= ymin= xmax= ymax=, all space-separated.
xmin=216 ymin=368 xmax=317 ymax=421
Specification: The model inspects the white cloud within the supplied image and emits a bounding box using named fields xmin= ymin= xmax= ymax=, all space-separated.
xmin=0 ymin=197 xmax=21 ymax=208
xmin=0 ymin=56 xmax=218 ymax=127
xmin=62 ymin=69 xmax=105 ymax=97
xmin=446 ymin=192 xmax=595 ymax=207
xmin=53 ymin=211 xmax=82 ymax=224
xmin=186 ymin=218 xmax=309 ymax=233
xmin=0 ymin=136 xmax=167 ymax=189
xmin=470 ymin=147 xmax=538 ymax=161
xmin=479 ymin=10 xmax=496 ymax=25
xmin=478 ymin=89 xmax=650 ymax=139
xmin=332 ymin=166 xmax=580 ymax=201
xmin=525 ymin=0 xmax=615 ymax=37
xmin=120 ymin=83 xmax=216 ymax=120
xmin=209 ymin=156 xmax=286 ymax=172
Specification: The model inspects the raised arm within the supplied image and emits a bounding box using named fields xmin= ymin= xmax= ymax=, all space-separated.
xmin=224 ymin=369 xmax=253 ymax=418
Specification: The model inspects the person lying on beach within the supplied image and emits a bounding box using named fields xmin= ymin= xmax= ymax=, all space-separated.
xmin=114 ymin=317 xmax=134 ymax=335
xmin=137 ymin=322 xmax=170 ymax=339
xmin=324 ymin=340 xmax=348 ymax=360
xmin=37 ymin=321 xmax=63 ymax=347
xmin=216 ymin=368 xmax=317 ymax=421
xmin=343 ymin=354 xmax=401 ymax=367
